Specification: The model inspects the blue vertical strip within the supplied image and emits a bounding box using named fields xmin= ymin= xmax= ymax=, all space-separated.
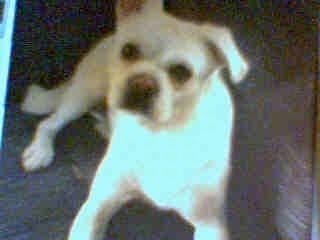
xmin=0 ymin=0 xmax=17 ymax=148
xmin=312 ymin=157 xmax=319 ymax=239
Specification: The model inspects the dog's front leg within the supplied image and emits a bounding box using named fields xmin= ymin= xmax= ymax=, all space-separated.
xmin=21 ymin=79 xmax=104 ymax=172
xmin=177 ymin=194 xmax=229 ymax=240
xmin=168 ymin=177 xmax=230 ymax=240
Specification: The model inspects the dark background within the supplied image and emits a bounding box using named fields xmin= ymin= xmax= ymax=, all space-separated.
xmin=1 ymin=1 xmax=317 ymax=239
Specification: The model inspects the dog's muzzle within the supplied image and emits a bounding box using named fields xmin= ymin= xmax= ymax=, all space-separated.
xmin=121 ymin=73 xmax=160 ymax=114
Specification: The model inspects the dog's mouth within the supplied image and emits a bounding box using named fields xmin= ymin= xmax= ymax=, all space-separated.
xmin=120 ymin=73 xmax=160 ymax=116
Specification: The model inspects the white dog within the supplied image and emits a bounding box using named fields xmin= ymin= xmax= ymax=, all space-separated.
xmin=21 ymin=0 xmax=249 ymax=239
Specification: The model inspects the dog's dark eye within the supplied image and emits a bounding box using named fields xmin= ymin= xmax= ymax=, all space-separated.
xmin=167 ymin=64 xmax=192 ymax=85
xmin=121 ymin=42 xmax=141 ymax=61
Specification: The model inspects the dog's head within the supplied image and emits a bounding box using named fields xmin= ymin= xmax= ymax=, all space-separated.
xmin=106 ymin=0 xmax=249 ymax=130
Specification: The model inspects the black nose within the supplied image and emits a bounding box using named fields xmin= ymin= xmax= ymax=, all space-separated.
xmin=121 ymin=73 xmax=159 ymax=113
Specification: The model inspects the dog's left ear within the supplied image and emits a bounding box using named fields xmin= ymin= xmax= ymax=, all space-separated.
xmin=201 ymin=24 xmax=249 ymax=83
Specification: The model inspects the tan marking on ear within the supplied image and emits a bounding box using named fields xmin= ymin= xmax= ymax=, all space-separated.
xmin=205 ymin=40 xmax=227 ymax=67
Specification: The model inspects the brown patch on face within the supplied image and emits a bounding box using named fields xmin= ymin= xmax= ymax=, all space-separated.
xmin=167 ymin=63 xmax=193 ymax=89
xmin=121 ymin=42 xmax=142 ymax=62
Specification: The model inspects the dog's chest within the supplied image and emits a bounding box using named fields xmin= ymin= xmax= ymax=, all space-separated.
xmin=108 ymin=120 xmax=230 ymax=204
xmin=105 ymin=78 xmax=234 ymax=205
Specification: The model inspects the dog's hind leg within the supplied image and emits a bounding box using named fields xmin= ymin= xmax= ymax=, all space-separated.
xmin=21 ymin=77 xmax=105 ymax=172
xmin=167 ymin=181 xmax=229 ymax=240
xmin=21 ymin=82 xmax=69 ymax=115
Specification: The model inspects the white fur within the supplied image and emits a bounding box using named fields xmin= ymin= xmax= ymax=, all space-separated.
xmin=21 ymin=0 xmax=249 ymax=239
xmin=68 ymin=73 xmax=232 ymax=240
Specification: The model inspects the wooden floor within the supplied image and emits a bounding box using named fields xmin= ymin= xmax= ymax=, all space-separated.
xmin=1 ymin=2 xmax=316 ymax=240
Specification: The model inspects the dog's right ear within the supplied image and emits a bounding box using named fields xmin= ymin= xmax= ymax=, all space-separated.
xmin=201 ymin=24 xmax=249 ymax=83
xmin=116 ymin=0 xmax=163 ymax=21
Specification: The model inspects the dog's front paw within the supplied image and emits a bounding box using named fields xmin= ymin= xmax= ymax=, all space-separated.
xmin=21 ymin=138 xmax=54 ymax=172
